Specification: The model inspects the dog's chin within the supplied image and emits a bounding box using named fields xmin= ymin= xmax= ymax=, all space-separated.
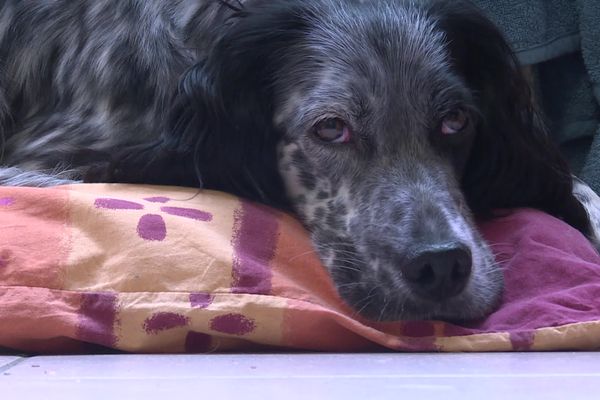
xmin=341 ymin=290 xmax=503 ymax=322
xmin=334 ymin=270 xmax=504 ymax=322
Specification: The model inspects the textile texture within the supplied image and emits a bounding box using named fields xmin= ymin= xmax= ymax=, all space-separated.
xmin=1 ymin=184 xmax=600 ymax=353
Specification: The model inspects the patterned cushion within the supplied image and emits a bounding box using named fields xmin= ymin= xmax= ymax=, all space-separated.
xmin=1 ymin=184 xmax=600 ymax=353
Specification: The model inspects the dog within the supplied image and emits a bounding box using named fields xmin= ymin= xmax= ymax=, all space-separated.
xmin=1 ymin=0 xmax=599 ymax=322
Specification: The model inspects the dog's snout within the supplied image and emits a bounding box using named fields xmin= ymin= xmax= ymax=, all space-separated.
xmin=400 ymin=244 xmax=472 ymax=301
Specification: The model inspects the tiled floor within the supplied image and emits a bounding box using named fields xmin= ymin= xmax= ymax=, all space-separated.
xmin=1 ymin=353 xmax=599 ymax=399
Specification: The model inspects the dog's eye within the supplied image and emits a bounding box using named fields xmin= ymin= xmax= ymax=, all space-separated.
xmin=441 ymin=109 xmax=469 ymax=135
xmin=313 ymin=118 xmax=352 ymax=143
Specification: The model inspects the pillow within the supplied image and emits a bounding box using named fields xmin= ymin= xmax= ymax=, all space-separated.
xmin=1 ymin=184 xmax=600 ymax=353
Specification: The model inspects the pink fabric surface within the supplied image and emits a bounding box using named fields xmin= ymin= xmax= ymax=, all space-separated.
xmin=476 ymin=210 xmax=600 ymax=331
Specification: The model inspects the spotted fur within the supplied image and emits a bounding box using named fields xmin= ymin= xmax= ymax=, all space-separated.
xmin=0 ymin=0 xmax=597 ymax=321
xmin=573 ymin=178 xmax=600 ymax=248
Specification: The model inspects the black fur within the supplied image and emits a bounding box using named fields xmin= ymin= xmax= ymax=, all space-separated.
xmin=430 ymin=1 xmax=592 ymax=235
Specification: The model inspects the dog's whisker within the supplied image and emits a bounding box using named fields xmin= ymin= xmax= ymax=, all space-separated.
xmin=286 ymin=249 xmax=320 ymax=262
xmin=377 ymin=295 xmax=390 ymax=322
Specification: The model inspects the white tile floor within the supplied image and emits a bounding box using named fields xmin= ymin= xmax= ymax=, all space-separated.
xmin=1 ymin=353 xmax=599 ymax=399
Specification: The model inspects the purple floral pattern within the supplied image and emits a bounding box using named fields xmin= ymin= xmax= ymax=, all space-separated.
xmin=0 ymin=197 xmax=15 ymax=207
xmin=95 ymin=196 xmax=213 ymax=241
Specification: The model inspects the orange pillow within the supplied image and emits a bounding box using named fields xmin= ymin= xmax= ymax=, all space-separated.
xmin=1 ymin=184 xmax=600 ymax=353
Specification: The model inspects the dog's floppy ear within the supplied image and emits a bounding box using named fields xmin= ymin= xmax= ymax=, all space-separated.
xmin=430 ymin=0 xmax=593 ymax=235
xmin=96 ymin=1 xmax=310 ymax=207
xmin=161 ymin=0 xmax=313 ymax=208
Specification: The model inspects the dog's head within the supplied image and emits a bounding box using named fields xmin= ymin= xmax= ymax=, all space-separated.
xmin=170 ymin=0 xmax=592 ymax=321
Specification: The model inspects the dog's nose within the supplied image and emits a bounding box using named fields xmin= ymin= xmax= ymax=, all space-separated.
xmin=400 ymin=244 xmax=472 ymax=301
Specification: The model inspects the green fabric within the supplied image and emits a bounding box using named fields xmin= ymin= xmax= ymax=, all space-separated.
xmin=472 ymin=0 xmax=600 ymax=192
xmin=577 ymin=1 xmax=600 ymax=190
xmin=537 ymin=53 xmax=600 ymax=146
xmin=473 ymin=0 xmax=580 ymax=64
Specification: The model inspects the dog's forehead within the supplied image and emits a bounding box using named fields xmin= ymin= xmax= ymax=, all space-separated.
xmin=275 ymin=1 xmax=451 ymax=119
xmin=271 ymin=0 xmax=463 ymax=157
xmin=310 ymin=1 xmax=448 ymax=69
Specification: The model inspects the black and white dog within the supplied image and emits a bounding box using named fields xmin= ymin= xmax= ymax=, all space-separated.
xmin=1 ymin=0 xmax=599 ymax=321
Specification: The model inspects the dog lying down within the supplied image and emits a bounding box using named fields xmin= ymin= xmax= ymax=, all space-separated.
xmin=0 ymin=0 xmax=599 ymax=322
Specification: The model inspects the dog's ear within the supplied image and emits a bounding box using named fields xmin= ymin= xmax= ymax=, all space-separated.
xmin=161 ymin=0 xmax=313 ymax=208
xmin=430 ymin=0 xmax=592 ymax=235
xmin=94 ymin=1 xmax=310 ymax=207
